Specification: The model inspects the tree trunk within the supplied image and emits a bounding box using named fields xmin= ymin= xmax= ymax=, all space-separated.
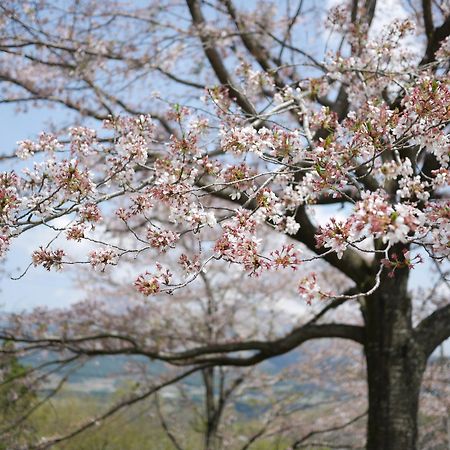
xmin=363 ymin=248 xmax=427 ymax=450
xmin=202 ymin=367 xmax=221 ymax=450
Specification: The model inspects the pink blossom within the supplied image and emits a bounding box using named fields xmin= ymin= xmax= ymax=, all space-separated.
xmin=271 ymin=244 xmax=301 ymax=270
xmin=89 ymin=248 xmax=119 ymax=271
xmin=134 ymin=273 xmax=160 ymax=296
xmin=32 ymin=247 xmax=65 ymax=271
xmin=0 ymin=232 xmax=10 ymax=258
xmin=79 ymin=203 xmax=102 ymax=223
xmin=66 ymin=224 xmax=86 ymax=241
xmin=146 ymin=227 xmax=180 ymax=252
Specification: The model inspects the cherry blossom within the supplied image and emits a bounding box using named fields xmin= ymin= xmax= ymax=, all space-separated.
xmin=88 ymin=248 xmax=119 ymax=271
xmin=31 ymin=247 xmax=65 ymax=271
xmin=0 ymin=2 xmax=449 ymax=447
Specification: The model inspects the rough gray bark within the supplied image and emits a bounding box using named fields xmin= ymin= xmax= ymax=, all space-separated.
xmin=363 ymin=244 xmax=427 ymax=450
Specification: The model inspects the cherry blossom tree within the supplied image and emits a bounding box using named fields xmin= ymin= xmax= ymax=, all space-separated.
xmin=0 ymin=0 xmax=449 ymax=449
xmin=1 ymin=247 xmax=368 ymax=449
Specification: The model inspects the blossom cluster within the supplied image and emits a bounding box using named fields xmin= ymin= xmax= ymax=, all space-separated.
xmin=32 ymin=247 xmax=65 ymax=271
xmin=315 ymin=191 xmax=448 ymax=259
xmin=146 ymin=227 xmax=180 ymax=252
xmin=134 ymin=263 xmax=172 ymax=296
xmin=1 ymin=18 xmax=449 ymax=304
xmin=89 ymin=248 xmax=119 ymax=271
xmin=214 ymin=211 xmax=269 ymax=275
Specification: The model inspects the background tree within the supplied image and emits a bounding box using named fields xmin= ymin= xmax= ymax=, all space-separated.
xmin=0 ymin=342 xmax=38 ymax=449
xmin=0 ymin=1 xmax=449 ymax=449
xmin=1 ymin=239 xmax=368 ymax=449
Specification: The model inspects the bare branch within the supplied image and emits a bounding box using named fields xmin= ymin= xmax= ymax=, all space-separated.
xmin=186 ymin=0 xmax=257 ymax=116
xmin=415 ymin=303 xmax=450 ymax=358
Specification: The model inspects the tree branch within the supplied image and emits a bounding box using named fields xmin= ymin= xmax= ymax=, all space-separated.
xmin=422 ymin=0 xmax=434 ymax=44
xmin=186 ymin=0 xmax=257 ymax=116
xmin=167 ymin=323 xmax=364 ymax=366
xmin=415 ymin=303 xmax=450 ymax=358
xmin=1 ymin=322 xmax=364 ymax=367
xmin=31 ymin=366 xmax=205 ymax=450
xmin=155 ymin=394 xmax=185 ymax=450
xmin=220 ymin=0 xmax=285 ymax=90
xmin=420 ymin=14 xmax=450 ymax=65
xmin=291 ymin=409 xmax=367 ymax=448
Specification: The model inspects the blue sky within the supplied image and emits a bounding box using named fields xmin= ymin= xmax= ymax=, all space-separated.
xmin=0 ymin=104 xmax=86 ymax=311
